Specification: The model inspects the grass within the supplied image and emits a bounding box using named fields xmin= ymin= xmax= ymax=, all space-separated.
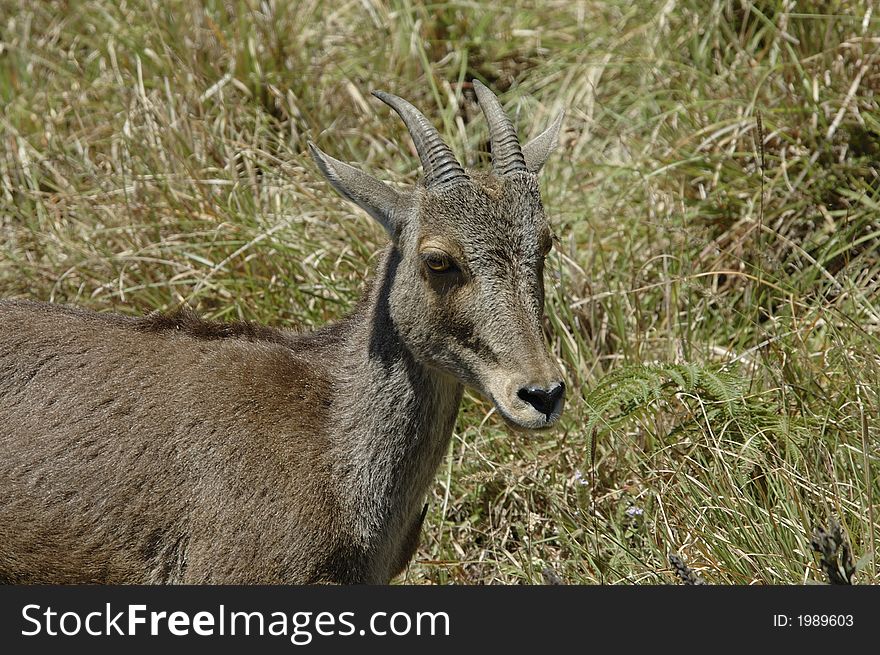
xmin=1 ymin=0 xmax=878 ymax=584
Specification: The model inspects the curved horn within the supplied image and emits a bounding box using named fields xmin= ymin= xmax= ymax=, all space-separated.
xmin=372 ymin=91 xmax=468 ymax=188
xmin=472 ymin=79 xmax=527 ymax=175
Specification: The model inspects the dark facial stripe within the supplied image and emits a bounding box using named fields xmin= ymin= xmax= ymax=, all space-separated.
xmin=444 ymin=312 xmax=499 ymax=365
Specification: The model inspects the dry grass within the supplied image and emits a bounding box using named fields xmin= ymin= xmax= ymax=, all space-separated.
xmin=1 ymin=0 xmax=878 ymax=584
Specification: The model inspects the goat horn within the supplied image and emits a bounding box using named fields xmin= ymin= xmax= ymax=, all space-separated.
xmin=372 ymin=91 xmax=468 ymax=188
xmin=472 ymin=79 xmax=527 ymax=176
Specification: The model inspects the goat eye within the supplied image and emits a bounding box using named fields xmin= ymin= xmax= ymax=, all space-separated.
xmin=423 ymin=252 xmax=453 ymax=273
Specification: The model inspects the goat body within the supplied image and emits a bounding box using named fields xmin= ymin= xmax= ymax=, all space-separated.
xmin=0 ymin=82 xmax=564 ymax=583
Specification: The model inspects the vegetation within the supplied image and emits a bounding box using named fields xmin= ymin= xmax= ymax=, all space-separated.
xmin=1 ymin=0 xmax=877 ymax=584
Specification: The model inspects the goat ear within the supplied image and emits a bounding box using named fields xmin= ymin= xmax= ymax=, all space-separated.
xmin=522 ymin=112 xmax=564 ymax=174
xmin=308 ymin=142 xmax=402 ymax=237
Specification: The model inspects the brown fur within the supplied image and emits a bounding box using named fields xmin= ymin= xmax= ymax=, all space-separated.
xmin=0 ymin=299 xmax=351 ymax=583
xmin=0 ymin=84 xmax=565 ymax=584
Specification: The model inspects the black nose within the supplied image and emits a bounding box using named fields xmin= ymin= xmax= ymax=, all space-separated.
xmin=517 ymin=382 xmax=565 ymax=418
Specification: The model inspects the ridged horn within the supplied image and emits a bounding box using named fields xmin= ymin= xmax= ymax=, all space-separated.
xmin=472 ymin=79 xmax=527 ymax=176
xmin=372 ymin=90 xmax=468 ymax=188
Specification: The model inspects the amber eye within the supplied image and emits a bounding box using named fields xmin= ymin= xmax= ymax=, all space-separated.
xmin=423 ymin=251 xmax=454 ymax=274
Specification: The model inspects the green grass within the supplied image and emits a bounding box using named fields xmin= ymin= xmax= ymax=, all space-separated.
xmin=1 ymin=0 xmax=878 ymax=584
